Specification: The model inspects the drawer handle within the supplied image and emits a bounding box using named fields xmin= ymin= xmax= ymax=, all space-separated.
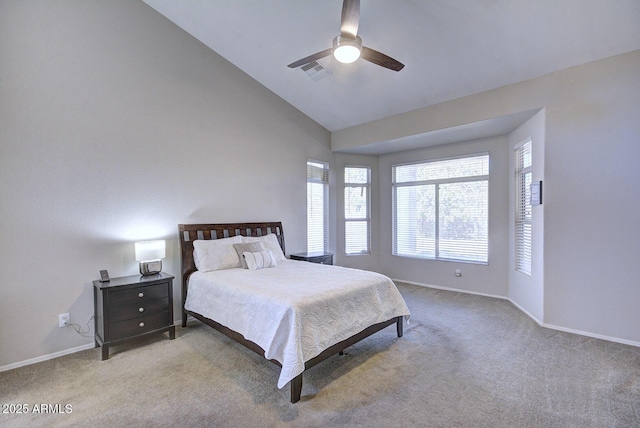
xmin=138 ymin=292 xmax=144 ymax=298
xmin=138 ymin=307 xmax=144 ymax=313
xmin=139 ymin=322 xmax=145 ymax=328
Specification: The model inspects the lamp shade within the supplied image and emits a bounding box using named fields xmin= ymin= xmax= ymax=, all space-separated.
xmin=135 ymin=240 xmax=166 ymax=262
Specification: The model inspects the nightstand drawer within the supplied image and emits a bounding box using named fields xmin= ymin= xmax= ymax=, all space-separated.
xmin=109 ymin=311 xmax=170 ymax=340
xmin=109 ymin=297 xmax=169 ymax=323
xmin=110 ymin=283 xmax=168 ymax=305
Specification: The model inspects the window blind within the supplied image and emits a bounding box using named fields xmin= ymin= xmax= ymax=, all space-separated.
xmin=307 ymin=161 xmax=329 ymax=253
xmin=515 ymin=140 xmax=532 ymax=275
xmin=344 ymin=166 xmax=371 ymax=254
xmin=393 ymin=154 xmax=489 ymax=264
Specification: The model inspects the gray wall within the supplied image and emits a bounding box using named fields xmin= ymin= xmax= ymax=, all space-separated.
xmin=333 ymin=50 xmax=640 ymax=345
xmin=0 ymin=0 xmax=332 ymax=368
xmin=542 ymin=51 xmax=640 ymax=342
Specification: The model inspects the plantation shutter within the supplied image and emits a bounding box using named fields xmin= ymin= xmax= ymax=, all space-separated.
xmin=515 ymin=140 xmax=532 ymax=275
xmin=307 ymin=161 xmax=329 ymax=253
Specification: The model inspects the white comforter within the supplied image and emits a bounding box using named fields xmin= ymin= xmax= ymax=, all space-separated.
xmin=185 ymin=260 xmax=410 ymax=388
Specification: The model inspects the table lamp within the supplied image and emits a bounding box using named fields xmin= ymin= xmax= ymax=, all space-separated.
xmin=135 ymin=240 xmax=165 ymax=275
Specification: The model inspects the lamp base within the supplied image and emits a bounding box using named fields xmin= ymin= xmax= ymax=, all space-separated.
xmin=139 ymin=260 xmax=162 ymax=276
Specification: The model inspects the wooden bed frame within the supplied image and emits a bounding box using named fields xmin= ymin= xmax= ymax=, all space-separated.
xmin=178 ymin=222 xmax=403 ymax=403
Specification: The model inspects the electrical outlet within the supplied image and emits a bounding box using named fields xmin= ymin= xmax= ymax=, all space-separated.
xmin=59 ymin=313 xmax=70 ymax=328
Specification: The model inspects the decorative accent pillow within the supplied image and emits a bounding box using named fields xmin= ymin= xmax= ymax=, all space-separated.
xmin=193 ymin=235 xmax=243 ymax=272
xmin=242 ymin=251 xmax=277 ymax=271
xmin=241 ymin=234 xmax=286 ymax=261
xmin=233 ymin=242 xmax=266 ymax=269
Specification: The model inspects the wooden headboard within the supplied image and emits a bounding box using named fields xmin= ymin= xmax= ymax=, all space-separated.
xmin=177 ymin=222 xmax=284 ymax=324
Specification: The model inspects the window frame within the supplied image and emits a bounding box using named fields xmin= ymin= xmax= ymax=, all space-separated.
xmin=515 ymin=139 xmax=532 ymax=275
xmin=307 ymin=160 xmax=329 ymax=253
xmin=392 ymin=153 xmax=490 ymax=264
xmin=344 ymin=165 xmax=371 ymax=255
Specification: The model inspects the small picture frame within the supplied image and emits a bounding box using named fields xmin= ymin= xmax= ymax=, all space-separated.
xmin=99 ymin=270 xmax=110 ymax=282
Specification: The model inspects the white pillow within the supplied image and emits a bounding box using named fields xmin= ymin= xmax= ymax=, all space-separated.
xmin=193 ymin=235 xmax=243 ymax=272
xmin=242 ymin=251 xmax=277 ymax=270
xmin=241 ymin=234 xmax=286 ymax=261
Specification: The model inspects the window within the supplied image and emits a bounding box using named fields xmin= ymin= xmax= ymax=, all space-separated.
xmin=515 ymin=140 xmax=532 ymax=275
xmin=344 ymin=166 xmax=371 ymax=254
xmin=393 ymin=154 xmax=489 ymax=264
xmin=307 ymin=160 xmax=329 ymax=253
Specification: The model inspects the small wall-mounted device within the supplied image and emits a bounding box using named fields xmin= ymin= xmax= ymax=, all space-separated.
xmin=530 ymin=181 xmax=543 ymax=205
xmin=99 ymin=270 xmax=110 ymax=282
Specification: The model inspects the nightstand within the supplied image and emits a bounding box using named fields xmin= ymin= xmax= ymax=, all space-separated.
xmin=290 ymin=252 xmax=333 ymax=265
xmin=93 ymin=272 xmax=175 ymax=360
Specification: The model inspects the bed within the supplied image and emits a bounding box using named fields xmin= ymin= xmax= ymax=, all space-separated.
xmin=178 ymin=222 xmax=410 ymax=403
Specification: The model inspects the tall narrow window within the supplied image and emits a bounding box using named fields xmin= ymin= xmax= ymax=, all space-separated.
xmin=393 ymin=154 xmax=489 ymax=264
xmin=307 ymin=160 xmax=329 ymax=253
xmin=344 ymin=166 xmax=371 ymax=254
xmin=515 ymin=140 xmax=532 ymax=275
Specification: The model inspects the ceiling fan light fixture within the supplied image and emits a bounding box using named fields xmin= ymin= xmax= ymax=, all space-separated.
xmin=333 ymin=35 xmax=362 ymax=63
xmin=288 ymin=0 xmax=403 ymax=72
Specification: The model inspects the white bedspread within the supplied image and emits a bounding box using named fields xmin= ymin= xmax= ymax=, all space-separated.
xmin=185 ymin=260 xmax=410 ymax=388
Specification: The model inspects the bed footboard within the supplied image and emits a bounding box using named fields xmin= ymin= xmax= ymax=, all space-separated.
xmin=289 ymin=316 xmax=403 ymax=403
xmin=189 ymin=310 xmax=402 ymax=403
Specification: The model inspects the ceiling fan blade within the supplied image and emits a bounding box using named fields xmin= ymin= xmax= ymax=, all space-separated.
xmin=361 ymin=46 xmax=405 ymax=71
xmin=340 ymin=0 xmax=360 ymax=38
xmin=287 ymin=48 xmax=333 ymax=69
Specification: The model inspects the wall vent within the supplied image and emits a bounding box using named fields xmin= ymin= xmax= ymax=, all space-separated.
xmin=301 ymin=61 xmax=332 ymax=81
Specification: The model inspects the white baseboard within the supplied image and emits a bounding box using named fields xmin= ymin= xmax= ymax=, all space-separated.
xmin=538 ymin=321 xmax=640 ymax=348
xmin=0 ymin=320 xmax=184 ymax=373
xmin=0 ymin=343 xmax=95 ymax=373
xmin=393 ymin=278 xmax=509 ymax=301
xmin=394 ymin=278 xmax=640 ymax=348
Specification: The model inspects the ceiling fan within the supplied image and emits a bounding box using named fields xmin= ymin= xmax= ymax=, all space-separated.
xmin=287 ymin=0 xmax=405 ymax=72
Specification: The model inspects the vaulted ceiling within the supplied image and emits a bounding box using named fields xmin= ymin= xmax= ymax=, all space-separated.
xmin=143 ymin=0 xmax=640 ymax=133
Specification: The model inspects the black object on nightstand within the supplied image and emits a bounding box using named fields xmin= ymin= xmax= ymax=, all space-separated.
xmin=93 ymin=272 xmax=175 ymax=360
xmin=290 ymin=252 xmax=333 ymax=265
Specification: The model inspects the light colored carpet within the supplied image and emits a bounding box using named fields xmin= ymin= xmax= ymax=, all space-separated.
xmin=1 ymin=283 xmax=639 ymax=427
